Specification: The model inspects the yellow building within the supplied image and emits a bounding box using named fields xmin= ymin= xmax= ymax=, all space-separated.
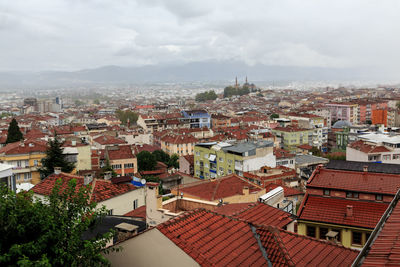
xmin=160 ymin=134 xmax=198 ymax=156
xmin=0 ymin=140 xmax=47 ymax=184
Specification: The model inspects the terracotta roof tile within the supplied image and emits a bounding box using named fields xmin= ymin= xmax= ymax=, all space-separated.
xmin=179 ymin=174 xmax=263 ymax=201
xmin=298 ymin=194 xmax=388 ymax=229
xmin=308 ymin=167 xmax=400 ymax=195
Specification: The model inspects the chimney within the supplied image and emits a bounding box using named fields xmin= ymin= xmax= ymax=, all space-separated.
xmin=54 ymin=167 xmax=62 ymax=175
xmin=84 ymin=174 xmax=93 ymax=185
xmin=71 ymin=140 xmax=76 ymax=146
xmin=20 ymin=140 xmax=25 ymax=147
xmin=363 ymin=165 xmax=368 ymax=172
xmin=104 ymin=171 xmax=112 ymax=180
xmin=346 ymin=205 xmax=353 ymax=218
xmin=243 ymin=186 xmax=249 ymax=195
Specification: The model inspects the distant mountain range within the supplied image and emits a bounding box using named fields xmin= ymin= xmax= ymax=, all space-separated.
xmin=0 ymin=60 xmax=391 ymax=88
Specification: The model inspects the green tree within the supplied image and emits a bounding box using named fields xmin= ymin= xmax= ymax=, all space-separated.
xmin=137 ymin=151 xmax=157 ymax=171
xmin=39 ymin=135 xmax=75 ymax=178
xmin=5 ymin=118 xmax=23 ymax=144
xmin=168 ymin=154 xmax=179 ymax=169
xmin=93 ymin=99 xmax=100 ymax=105
xmin=0 ymin=179 xmax=117 ymax=266
xmin=115 ymin=110 xmax=139 ymax=125
xmin=195 ymin=90 xmax=217 ymax=102
xmin=100 ymin=158 xmax=117 ymax=178
xmin=152 ymin=150 xmax=170 ymax=164
xmin=310 ymin=146 xmax=322 ymax=157
xmin=270 ymin=113 xmax=279 ymax=120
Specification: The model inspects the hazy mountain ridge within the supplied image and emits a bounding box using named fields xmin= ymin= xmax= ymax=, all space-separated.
xmin=0 ymin=61 xmax=387 ymax=88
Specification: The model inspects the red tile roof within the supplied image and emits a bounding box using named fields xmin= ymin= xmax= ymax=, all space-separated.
xmin=232 ymin=202 xmax=294 ymax=229
xmin=256 ymin=225 xmax=358 ymax=267
xmin=274 ymin=148 xmax=295 ymax=159
xmin=0 ymin=139 xmax=47 ymax=155
xmin=298 ymin=194 xmax=388 ymax=229
xmin=308 ymin=167 xmax=400 ymax=195
xmin=157 ymin=209 xmax=358 ymax=267
xmin=123 ymin=205 xmax=146 ymax=219
xmin=362 ymin=197 xmax=400 ymax=266
xmin=106 ymin=145 xmax=135 ymax=160
xmin=213 ymin=202 xmax=254 ymax=216
xmin=297 ymin=144 xmax=313 ymax=150
xmin=93 ymin=135 xmax=126 ymax=145
xmin=349 ymin=140 xmax=391 ymax=153
xmin=179 ymin=174 xmax=263 ymax=201
xmin=31 ymin=173 xmax=137 ymax=203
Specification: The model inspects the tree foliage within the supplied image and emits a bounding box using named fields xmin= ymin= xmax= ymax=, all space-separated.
xmin=152 ymin=150 xmax=179 ymax=168
xmin=100 ymin=158 xmax=117 ymax=178
xmin=137 ymin=151 xmax=157 ymax=171
xmin=39 ymin=136 xmax=75 ymax=178
xmin=6 ymin=118 xmax=23 ymax=144
xmin=223 ymin=86 xmax=250 ymax=98
xmin=0 ymin=179 xmax=117 ymax=266
xmin=115 ymin=110 xmax=138 ymax=125
xmin=195 ymin=90 xmax=217 ymax=102
xmin=270 ymin=113 xmax=279 ymax=120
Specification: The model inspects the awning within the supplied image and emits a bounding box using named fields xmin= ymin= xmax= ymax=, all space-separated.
xmin=209 ymin=154 xmax=216 ymax=161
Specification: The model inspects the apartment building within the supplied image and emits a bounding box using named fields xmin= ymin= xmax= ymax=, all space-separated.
xmin=194 ymin=141 xmax=276 ymax=179
xmin=271 ymin=126 xmax=313 ymax=152
xmin=181 ymin=110 xmax=211 ymax=129
xmin=346 ymin=133 xmax=400 ymax=164
xmin=0 ymin=140 xmax=47 ymax=184
xmin=325 ymin=102 xmax=358 ymax=124
xmin=297 ymin=166 xmax=396 ymax=249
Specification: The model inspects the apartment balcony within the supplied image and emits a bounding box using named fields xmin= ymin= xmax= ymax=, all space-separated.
xmin=12 ymin=167 xmax=32 ymax=174
xmin=235 ymin=162 xmax=243 ymax=171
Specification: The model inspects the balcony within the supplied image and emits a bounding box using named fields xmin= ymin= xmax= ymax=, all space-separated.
xmin=12 ymin=167 xmax=31 ymax=173
xmin=235 ymin=161 xmax=243 ymax=171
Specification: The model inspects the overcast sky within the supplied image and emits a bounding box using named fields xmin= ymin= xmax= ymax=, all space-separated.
xmin=1 ymin=0 xmax=400 ymax=73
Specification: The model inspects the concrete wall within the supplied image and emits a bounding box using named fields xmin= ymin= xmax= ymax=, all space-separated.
xmin=99 ymin=187 xmax=145 ymax=215
xmin=104 ymin=228 xmax=199 ymax=267
xmin=346 ymin=147 xmax=369 ymax=162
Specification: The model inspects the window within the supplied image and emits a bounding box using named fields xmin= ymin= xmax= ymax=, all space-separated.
xmin=195 ymin=151 xmax=200 ymax=156
xmin=204 ymin=153 xmax=208 ymax=159
xmin=376 ymin=194 xmax=383 ymax=201
xmin=383 ymin=155 xmax=391 ymax=161
xmin=34 ymin=160 xmax=38 ymax=166
xmin=112 ymin=164 xmax=122 ymax=169
xmin=323 ymin=189 xmax=330 ymax=196
xmin=393 ymin=154 xmax=400 ymax=160
xmin=108 ymin=209 xmax=113 ymax=216
xmin=346 ymin=191 xmax=359 ymax=199
xmin=24 ymin=173 xmax=32 ymax=181
xmin=352 ymin=231 xmax=362 ymax=245
xmin=219 ymin=167 xmax=224 ymax=172
xmin=133 ymin=199 xmax=138 ymax=210
xmin=228 ymin=169 xmax=232 ymax=174
xmin=195 ymin=160 xmax=199 ymax=166
xmin=17 ymin=161 xmax=22 ymax=167
xmin=219 ymin=157 xmax=223 ymax=162
xmin=306 ymin=225 xmax=316 ymax=238
xmin=320 ymin=227 xmax=329 ymax=239
xmin=124 ymin=163 xmax=134 ymax=168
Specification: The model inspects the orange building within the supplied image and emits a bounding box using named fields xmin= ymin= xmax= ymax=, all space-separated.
xmin=372 ymin=109 xmax=387 ymax=126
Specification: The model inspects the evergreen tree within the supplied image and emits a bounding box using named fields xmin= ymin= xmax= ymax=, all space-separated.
xmin=39 ymin=135 xmax=75 ymax=178
xmin=137 ymin=151 xmax=157 ymax=171
xmin=5 ymin=118 xmax=23 ymax=144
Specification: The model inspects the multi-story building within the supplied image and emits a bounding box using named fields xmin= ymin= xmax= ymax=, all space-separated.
xmin=280 ymin=113 xmax=328 ymax=151
xmin=160 ymin=134 xmax=198 ymax=156
xmin=0 ymin=140 xmax=47 ymax=184
xmin=297 ymin=166 xmax=395 ymax=249
xmin=105 ymin=145 xmax=137 ymax=176
xmin=181 ymin=110 xmax=211 ymax=129
xmin=346 ymin=133 xmax=400 ymax=164
xmin=354 ymin=100 xmax=387 ymax=124
xmin=211 ymin=113 xmax=231 ymax=129
xmin=325 ymin=102 xmax=358 ymax=124
xmin=271 ymin=126 xmax=313 ymax=152
xmin=194 ymin=141 xmax=276 ymax=179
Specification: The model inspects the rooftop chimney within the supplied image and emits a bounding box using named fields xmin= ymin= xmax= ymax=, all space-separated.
xmin=54 ymin=167 xmax=61 ymax=175
xmin=346 ymin=205 xmax=353 ymax=218
xmin=243 ymin=186 xmax=249 ymax=195
xmin=104 ymin=171 xmax=112 ymax=180
xmin=84 ymin=174 xmax=93 ymax=185
xmin=363 ymin=165 xmax=368 ymax=172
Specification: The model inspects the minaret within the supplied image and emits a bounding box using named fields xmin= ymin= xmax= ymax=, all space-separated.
xmin=245 ymin=76 xmax=248 ymax=84
xmin=235 ymin=76 xmax=238 ymax=88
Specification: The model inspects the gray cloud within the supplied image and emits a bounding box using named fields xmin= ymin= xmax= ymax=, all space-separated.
xmin=0 ymin=0 xmax=400 ymax=75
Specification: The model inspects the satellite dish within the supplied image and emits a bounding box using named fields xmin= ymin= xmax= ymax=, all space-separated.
xmin=141 ymin=179 xmax=146 ymax=185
